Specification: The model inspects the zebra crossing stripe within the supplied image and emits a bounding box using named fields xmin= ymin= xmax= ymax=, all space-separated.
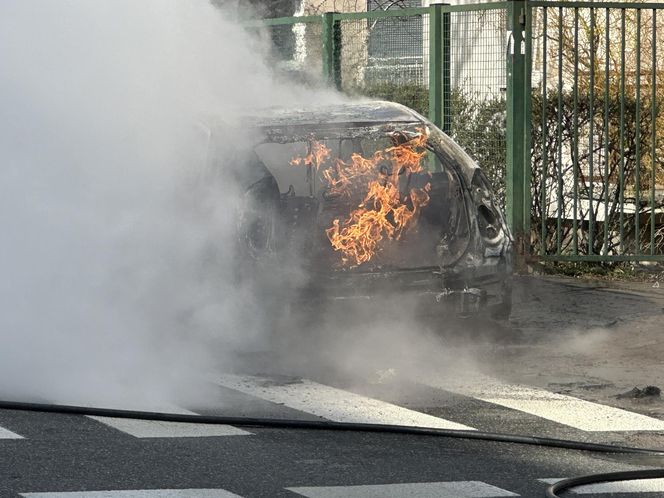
xmin=20 ymin=490 xmax=243 ymax=497
xmin=420 ymin=374 xmax=664 ymax=432
xmin=287 ymin=481 xmax=519 ymax=497
xmin=216 ymin=374 xmax=475 ymax=430
xmin=87 ymin=404 xmax=250 ymax=438
xmin=87 ymin=416 xmax=251 ymax=438
xmin=539 ymin=477 xmax=664 ymax=494
xmin=0 ymin=425 xmax=23 ymax=439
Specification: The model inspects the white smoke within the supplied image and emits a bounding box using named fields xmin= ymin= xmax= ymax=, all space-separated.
xmin=0 ymin=0 xmax=340 ymax=409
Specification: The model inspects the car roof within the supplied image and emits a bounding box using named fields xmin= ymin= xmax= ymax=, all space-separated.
xmin=238 ymin=100 xmax=425 ymax=129
xmin=203 ymin=100 xmax=480 ymax=184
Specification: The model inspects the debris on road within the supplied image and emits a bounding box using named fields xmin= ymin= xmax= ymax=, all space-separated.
xmin=616 ymin=386 xmax=661 ymax=399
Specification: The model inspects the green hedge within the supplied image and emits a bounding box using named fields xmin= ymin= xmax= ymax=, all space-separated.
xmin=350 ymin=83 xmax=429 ymax=116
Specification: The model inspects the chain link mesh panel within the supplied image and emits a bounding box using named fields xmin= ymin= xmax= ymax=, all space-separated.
xmin=336 ymin=13 xmax=430 ymax=117
xmin=447 ymin=8 xmax=507 ymax=207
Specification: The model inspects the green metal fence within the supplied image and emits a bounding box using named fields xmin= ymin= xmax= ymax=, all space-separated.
xmin=529 ymin=1 xmax=664 ymax=261
xmin=249 ymin=1 xmax=663 ymax=263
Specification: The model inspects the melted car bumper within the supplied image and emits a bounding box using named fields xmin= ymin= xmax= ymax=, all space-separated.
xmin=297 ymin=266 xmax=511 ymax=317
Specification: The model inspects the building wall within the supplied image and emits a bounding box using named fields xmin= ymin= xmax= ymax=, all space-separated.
xmin=423 ymin=0 xmax=505 ymax=98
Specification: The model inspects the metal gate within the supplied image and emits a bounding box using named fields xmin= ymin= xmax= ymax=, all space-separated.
xmin=527 ymin=1 xmax=663 ymax=261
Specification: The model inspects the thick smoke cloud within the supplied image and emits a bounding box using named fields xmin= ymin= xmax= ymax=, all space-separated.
xmin=0 ymin=0 xmax=339 ymax=409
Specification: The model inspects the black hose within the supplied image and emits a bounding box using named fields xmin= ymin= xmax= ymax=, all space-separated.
xmin=0 ymin=398 xmax=663 ymax=456
xmin=545 ymin=469 xmax=664 ymax=497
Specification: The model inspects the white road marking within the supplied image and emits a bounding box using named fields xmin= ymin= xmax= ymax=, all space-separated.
xmin=540 ymin=477 xmax=664 ymax=494
xmin=0 ymin=425 xmax=23 ymax=439
xmin=216 ymin=374 xmax=475 ymax=430
xmin=87 ymin=416 xmax=250 ymax=438
xmin=87 ymin=404 xmax=250 ymax=438
xmin=287 ymin=481 xmax=519 ymax=497
xmin=421 ymin=374 xmax=664 ymax=432
xmin=20 ymin=490 xmax=243 ymax=498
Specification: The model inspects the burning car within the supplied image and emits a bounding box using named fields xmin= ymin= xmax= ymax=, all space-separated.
xmin=210 ymin=101 xmax=512 ymax=321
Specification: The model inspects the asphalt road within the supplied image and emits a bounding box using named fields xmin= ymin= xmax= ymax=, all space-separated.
xmin=0 ymin=406 xmax=662 ymax=498
xmin=1 ymin=275 xmax=664 ymax=497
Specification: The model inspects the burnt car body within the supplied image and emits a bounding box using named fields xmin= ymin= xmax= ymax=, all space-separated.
xmin=209 ymin=101 xmax=513 ymax=320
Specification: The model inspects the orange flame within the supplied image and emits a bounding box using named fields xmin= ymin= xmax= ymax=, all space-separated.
xmin=290 ymin=141 xmax=330 ymax=169
xmin=322 ymin=151 xmax=383 ymax=198
xmin=291 ymin=130 xmax=431 ymax=267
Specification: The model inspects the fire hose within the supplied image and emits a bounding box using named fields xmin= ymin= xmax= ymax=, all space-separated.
xmin=544 ymin=469 xmax=664 ymax=497
xmin=0 ymin=398 xmax=662 ymax=497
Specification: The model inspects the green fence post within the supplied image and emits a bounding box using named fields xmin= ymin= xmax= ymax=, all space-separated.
xmin=505 ymin=0 xmax=529 ymax=262
xmin=428 ymin=3 xmax=442 ymax=129
xmin=523 ymin=2 xmax=532 ymax=252
xmin=322 ymin=12 xmax=341 ymax=89
xmin=442 ymin=6 xmax=451 ymax=135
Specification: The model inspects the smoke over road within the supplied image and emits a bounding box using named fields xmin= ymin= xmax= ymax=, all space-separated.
xmin=0 ymin=0 xmax=341 ymax=409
